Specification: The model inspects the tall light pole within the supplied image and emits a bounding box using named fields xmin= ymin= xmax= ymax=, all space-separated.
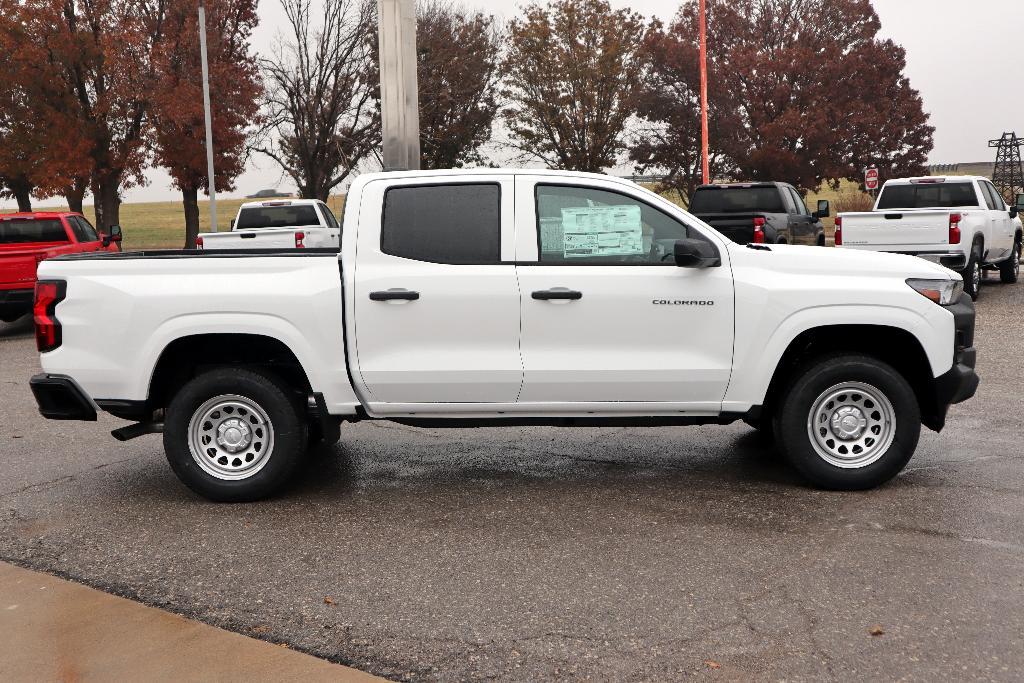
xmin=198 ymin=0 xmax=218 ymax=231
xmin=377 ymin=0 xmax=420 ymax=171
xmin=699 ymin=0 xmax=710 ymax=185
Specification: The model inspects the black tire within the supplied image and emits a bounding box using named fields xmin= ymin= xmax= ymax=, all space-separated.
xmin=772 ymin=354 xmax=920 ymax=490
xmin=999 ymin=239 xmax=1020 ymax=284
xmin=163 ymin=367 xmax=306 ymax=502
xmin=816 ymin=234 xmax=826 ymax=247
xmin=960 ymin=244 xmax=982 ymax=301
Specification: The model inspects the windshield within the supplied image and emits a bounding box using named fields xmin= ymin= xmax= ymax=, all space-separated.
xmin=0 ymin=218 xmax=69 ymax=244
xmin=235 ymin=205 xmax=320 ymax=230
xmin=877 ymin=183 xmax=980 ymax=209
xmin=688 ymin=187 xmax=784 ymax=213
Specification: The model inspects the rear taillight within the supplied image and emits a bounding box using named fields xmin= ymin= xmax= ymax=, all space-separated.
xmin=34 ymin=280 xmax=67 ymax=353
xmin=752 ymin=217 xmax=766 ymax=244
xmin=834 ymin=216 xmax=843 ymax=246
xmin=948 ymin=213 xmax=961 ymax=245
xmin=294 ymin=231 xmax=305 ymax=248
xmin=195 ymin=236 xmax=204 ymax=249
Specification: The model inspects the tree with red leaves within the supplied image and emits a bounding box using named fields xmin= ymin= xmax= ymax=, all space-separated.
xmin=633 ymin=0 xmax=933 ymax=196
xmin=152 ymin=0 xmax=261 ymax=247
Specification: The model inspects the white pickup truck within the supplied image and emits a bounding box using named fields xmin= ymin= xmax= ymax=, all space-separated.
xmin=836 ymin=176 xmax=1022 ymax=300
xmin=28 ymin=169 xmax=978 ymax=501
xmin=196 ymin=199 xmax=341 ymax=250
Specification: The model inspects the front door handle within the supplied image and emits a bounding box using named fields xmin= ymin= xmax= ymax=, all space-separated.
xmin=532 ymin=289 xmax=582 ymax=301
xmin=369 ymin=289 xmax=420 ymax=301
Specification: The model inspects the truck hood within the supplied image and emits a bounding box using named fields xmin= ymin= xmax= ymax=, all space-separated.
xmin=729 ymin=243 xmax=958 ymax=281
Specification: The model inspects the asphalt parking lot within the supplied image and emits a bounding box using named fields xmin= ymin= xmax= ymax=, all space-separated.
xmin=1 ymin=277 xmax=1022 ymax=682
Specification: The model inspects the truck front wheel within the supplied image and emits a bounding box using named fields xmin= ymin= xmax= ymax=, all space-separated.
xmin=773 ymin=355 xmax=920 ymax=490
xmin=163 ymin=368 xmax=306 ymax=502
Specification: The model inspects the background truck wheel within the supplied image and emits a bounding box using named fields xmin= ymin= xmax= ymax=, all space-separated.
xmin=960 ymin=245 xmax=982 ymax=300
xmin=163 ymin=367 xmax=307 ymax=502
xmin=999 ymin=240 xmax=1020 ymax=284
xmin=772 ymin=354 xmax=920 ymax=490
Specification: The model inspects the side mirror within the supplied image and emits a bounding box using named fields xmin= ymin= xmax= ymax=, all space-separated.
xmin=813 ymin=199 xmax=830 ymax=219
xmin=1016 ymin=193 xmax=1024 ymax=212
xmin=674 ymin=239 xmax=721 ymax=268
xmin=1011 ymin=206 xmax=1019 ymax=219
xmin=230 ymin=218 xmax=236 ymax=230
xmin=109 ymin=225 xmax=122 ymax=241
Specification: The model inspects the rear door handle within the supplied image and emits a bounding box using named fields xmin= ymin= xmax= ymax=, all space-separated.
xmin=532 ymin=289 xmax=582 ymax=301
xmin=369 ymin=289 xmax=420 ymax=301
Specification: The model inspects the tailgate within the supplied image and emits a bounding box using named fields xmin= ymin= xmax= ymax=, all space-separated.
xmin=695 ymin=213 xmax=760 ymax=244
xmin=0 ymin=251 xmax=41 ymax=288
xmin=202 ymin=229 xmax=299 ymax=249
xmin=841 ymin=210 xmax=950 ymax=246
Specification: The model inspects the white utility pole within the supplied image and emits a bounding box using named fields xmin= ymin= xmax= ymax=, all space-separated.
xmin=198 ymin=0 xmax=218 ymax=231
xmin=377 ymin=0 xmax=420 ymax=171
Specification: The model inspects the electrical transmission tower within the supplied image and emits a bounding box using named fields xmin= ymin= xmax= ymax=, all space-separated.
xmin=989 ymin=132 xmax=1023 ymax=204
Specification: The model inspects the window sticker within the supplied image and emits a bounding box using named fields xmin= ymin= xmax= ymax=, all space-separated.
xmin=560 ymin=205 xmax=643 ymax=258
xmin=540 ymin=217 xmax=564 ymax=253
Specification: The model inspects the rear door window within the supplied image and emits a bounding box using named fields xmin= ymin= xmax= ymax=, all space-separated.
xmin=235 ymin=204 xmax=321 ymax=229
xmin=70 ymin=217 xmax=99 ymax=242
xmin=981 ymin=181 xmax=1004 ymax=210
xmin=381 ymin=184 xmax=501 ymax=264
xmin=877 ymin=182 xmax=980 ymax=209
xmin=0 ymin=218 xmax=69 ymax=243
xmin=319 ymin=203 xmax=340 ymax=231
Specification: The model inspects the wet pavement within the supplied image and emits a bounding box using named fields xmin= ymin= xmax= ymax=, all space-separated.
xmin=1 ymin=276 xmax=1022 ymax=681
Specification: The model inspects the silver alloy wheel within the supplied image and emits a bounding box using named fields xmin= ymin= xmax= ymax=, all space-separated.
xmin=1014 ymin=244 xmax=1021 ymax=277
xmin=806 ymin=381 xmax=895 ymax=469
xmin=187 ymin=394 xmax=275 ymax=480
xmin=972 ymin=259 xmax=982 ymax=291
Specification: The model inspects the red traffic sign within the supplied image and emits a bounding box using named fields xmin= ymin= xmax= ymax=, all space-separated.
xmin=865 ymin=167 xmax=879 ymax=190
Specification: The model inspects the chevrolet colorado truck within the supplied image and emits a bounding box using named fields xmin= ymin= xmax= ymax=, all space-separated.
xmin=836 ymin=176 xmax=1022 ymax=300
xmin=197 ymin=199 xmax=340 ymax=250
xmin=688 ymin=182 xmax=829 ymax=246
xmin=1 ymin=212 xmax=121 ymax=322
xmin=28 ymin=170 xmax=978 ymax=501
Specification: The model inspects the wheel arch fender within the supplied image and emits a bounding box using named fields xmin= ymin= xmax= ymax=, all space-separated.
xmin=725 ymin=305 xmax=952 ymax=412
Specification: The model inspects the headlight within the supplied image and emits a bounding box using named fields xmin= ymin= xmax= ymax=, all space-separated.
xmin=906 ymin=278 xmax=963 ymax=305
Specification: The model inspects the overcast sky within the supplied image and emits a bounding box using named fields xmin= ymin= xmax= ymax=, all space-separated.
xmin=51 ymin=0 xmax=1024 ymax=203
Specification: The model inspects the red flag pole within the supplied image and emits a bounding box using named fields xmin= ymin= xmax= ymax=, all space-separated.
xmin=699 ymin=0 xmax=710 ymax=184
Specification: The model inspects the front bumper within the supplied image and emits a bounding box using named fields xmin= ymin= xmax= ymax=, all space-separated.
xmin=0 ymin=287 xmax=33 ymax=320
xmin=923 ymin=297 xmax=978 ymax=431
xmin=29 ymin=374 xmax=97 ymax=421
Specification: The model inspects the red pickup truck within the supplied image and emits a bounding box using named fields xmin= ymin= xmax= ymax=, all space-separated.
xmin=0 ymin=212 xmax=121 ymax=322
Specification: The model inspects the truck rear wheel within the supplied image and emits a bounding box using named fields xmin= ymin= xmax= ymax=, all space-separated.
xmin=773 ymin=355 xmax=920 ymax=490
xmin=163 ymin=367 xmax=306 ymax=502
xmin=999 ymin=240 xmax=1020 ymax=284
xmin=961 ymin=245 xmax=982 ymax=300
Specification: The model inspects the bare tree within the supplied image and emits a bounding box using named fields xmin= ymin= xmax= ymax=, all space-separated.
xmin=257 ymin=0 xmax=378 ymax=200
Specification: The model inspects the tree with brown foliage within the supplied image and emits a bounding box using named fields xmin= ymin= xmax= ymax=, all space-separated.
xmin=258 ymin=0 xmax=378 ymax=201
xmin=17 ymin=0 xmax=171 ymax=228
xmin=633 ymin=0 xmax=933 ymax=196
xmin=152 ymin=0 xmax=261 ymax=247
xmin=374 ymin=0 xmax=502 ymax=169
xmin=0 ymin=0 xmax=93 ymax=212
xmin=501 ymin=0 xmax=647 ymax=172
xmin=630 ymin=5 xmax=743 ymax=204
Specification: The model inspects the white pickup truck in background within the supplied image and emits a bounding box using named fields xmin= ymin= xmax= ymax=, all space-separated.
xmin=28 ymin=169 xmax=978 ymax=501
xmin=196 ymin=199 xmax=341 ymax=250
xmin=835 ymin=176 xmax=1022 ymax=299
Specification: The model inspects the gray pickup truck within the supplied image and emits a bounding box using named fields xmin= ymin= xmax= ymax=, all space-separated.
xmin=689 ymin=182 xmax=829 ymax=246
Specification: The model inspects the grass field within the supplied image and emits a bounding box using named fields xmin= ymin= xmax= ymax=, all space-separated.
xmin=12 ymin=194 xmax=348 ymax=250
xmin=11 ymin=180 xmax=868 ymax=250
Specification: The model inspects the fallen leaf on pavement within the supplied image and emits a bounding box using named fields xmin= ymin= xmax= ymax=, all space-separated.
xmin=868 ymin=625 xmax=885 ymax=636
xmin=705 ymin=660 xmax=721 ymax=669
xmin=324 ymin=596 xmax=336 ymax=606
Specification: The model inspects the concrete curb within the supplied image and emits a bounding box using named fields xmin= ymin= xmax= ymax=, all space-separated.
xmin=0 ymin=561 xmax=384 ymax=682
